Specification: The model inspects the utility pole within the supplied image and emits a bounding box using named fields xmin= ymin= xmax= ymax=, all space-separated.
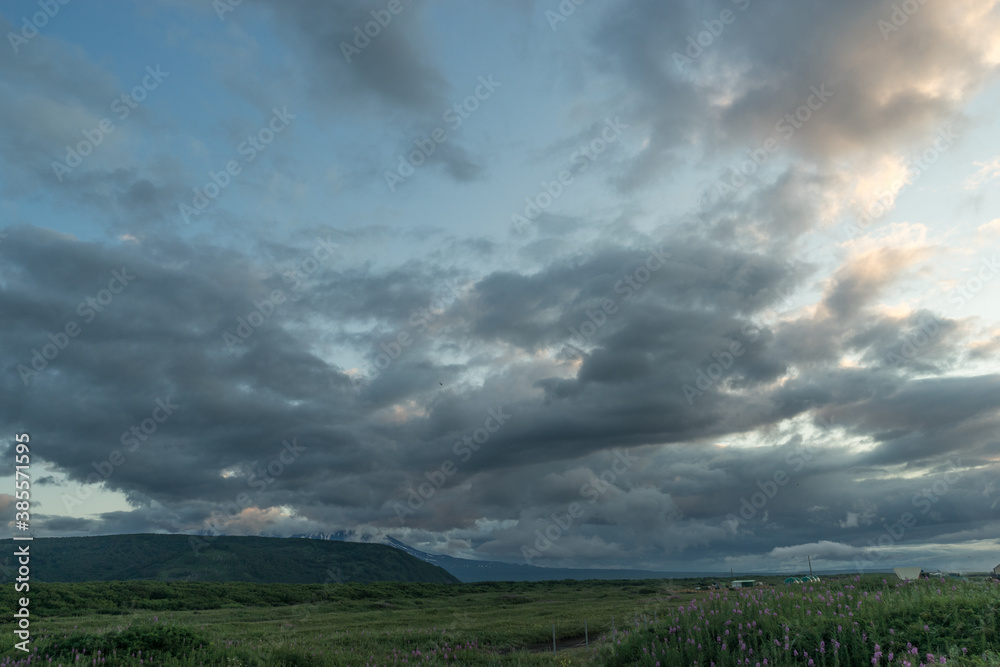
xmin=808 ymin=555 xmax=813 ymax=577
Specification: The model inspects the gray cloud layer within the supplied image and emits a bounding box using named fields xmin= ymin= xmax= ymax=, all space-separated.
xmin=1 ymin=0 xmax=999 ymax=572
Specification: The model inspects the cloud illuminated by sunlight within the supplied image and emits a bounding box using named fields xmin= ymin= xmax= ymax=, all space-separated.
xmin=964 ymin=157 xmax=1000 ymax=190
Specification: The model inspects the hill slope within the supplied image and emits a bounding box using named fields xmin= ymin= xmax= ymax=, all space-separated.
xmin=0 ymin=534 xmax=459 ymax=584
xmin=296 ymin=531 xmax=710 ymax=582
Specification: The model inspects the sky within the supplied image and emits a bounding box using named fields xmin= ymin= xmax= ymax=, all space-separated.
xmin=1 ymin=0 xmax=999 ymax=576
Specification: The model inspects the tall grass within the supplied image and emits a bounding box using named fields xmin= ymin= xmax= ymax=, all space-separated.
xmin=601 ymin=576 xmax=1000 ymax=666
xmin=2 ymin=576 xmax=997 ymax=665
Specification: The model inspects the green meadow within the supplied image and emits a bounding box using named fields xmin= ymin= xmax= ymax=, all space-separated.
xmin=601 ymin=575 xmax=1000 ymax=667
xmin=1 ymin=575 xmax=998 ymax=665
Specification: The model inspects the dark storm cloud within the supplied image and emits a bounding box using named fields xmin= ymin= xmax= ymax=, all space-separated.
xmin=0 ymin=227 xmax=361 ymax=512
xmin=356 ymin=238 xmax=999 ymax=567
xmin=461 ymin=426 xmax=999 ymax=569
xmin=255 ymin=0 xmax=447 ymax=113
xmin=470 ymin=242 xmax=801 ymax=352
xmin=3 ymin=0 xmax=1000 ymax=572
xmin=821 ymin=374 xmax=1000 ymax=466
xmin=37 ymin=515 xmax=96 ymax=532
xmin=2 ymin=222 xmax=998 ymax=568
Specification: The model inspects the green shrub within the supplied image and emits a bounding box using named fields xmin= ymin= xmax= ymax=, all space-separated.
xmin=40 ymin=623 xmax=207 ymax=660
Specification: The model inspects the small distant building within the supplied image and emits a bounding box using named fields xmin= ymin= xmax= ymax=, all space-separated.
xmin=731 ymin=580 xmax=756 ymax=588
xmin=893 ymin=567 xmax=923 ymax=581
xmin=784 ymin=577 xmax=801 ymax=584
xmin=993 ymin=564 xmax=1000 ymax=576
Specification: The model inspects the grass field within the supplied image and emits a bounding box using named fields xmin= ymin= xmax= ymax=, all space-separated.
xmin=1 ymin=575 xmax=998 ymax=665
xmin=600 ymin=576 xmax=1000 ymax=667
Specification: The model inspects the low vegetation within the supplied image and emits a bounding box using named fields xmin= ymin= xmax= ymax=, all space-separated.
xmin=0 ymin=575 xmax=997 ymax=665
xmin=602 ymin=575 xmax=1000 ymax=667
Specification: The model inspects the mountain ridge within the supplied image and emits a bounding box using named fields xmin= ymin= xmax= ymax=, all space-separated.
xmin=290 ymin=531 xmax=900 ymax=581
xmin=0 ymin=534 xmax=459 ymax=584
xmin=292 ymin=530 xmax=726 ymax=581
